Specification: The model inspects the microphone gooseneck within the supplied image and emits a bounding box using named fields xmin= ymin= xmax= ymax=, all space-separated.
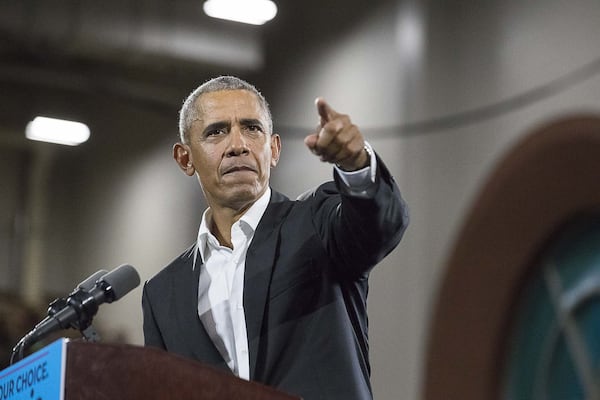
xmin=10 ymin=264 xmax=140 ymax=365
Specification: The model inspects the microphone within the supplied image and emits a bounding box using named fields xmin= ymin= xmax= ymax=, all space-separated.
xmin=46 ymin=269 xmax=109 ymax=319
xmin=77 ymin=269 xmax=110 ymax=291
xmin=11 ymin=264 xmax=140 ymax=364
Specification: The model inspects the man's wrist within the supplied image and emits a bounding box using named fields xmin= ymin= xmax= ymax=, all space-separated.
xmin=336 ymin=143 xmax=372 ymax=172
xmin=334 ymin=141 xmax=377 ymax=190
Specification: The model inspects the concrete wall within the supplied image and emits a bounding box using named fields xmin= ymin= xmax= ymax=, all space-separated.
xmin=258 ymin=0 xmax=600 ymax=398
xmin=2 ymin=0 xmax=600 ymax=398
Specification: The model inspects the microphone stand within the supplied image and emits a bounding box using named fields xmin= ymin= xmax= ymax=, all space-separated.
xmin=9 ymin=292 xmax=102 ymax=365
xmin=9 ymin=264 xmax=139 ymax=365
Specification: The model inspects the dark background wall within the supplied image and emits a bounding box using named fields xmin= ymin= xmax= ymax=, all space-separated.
xmin=1 ymin=0 xmax=600 ymax=398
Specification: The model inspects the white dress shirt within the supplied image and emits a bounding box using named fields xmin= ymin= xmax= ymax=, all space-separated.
xmin=193 ymin=142 xmax=377 ymax=380
xmin=195 ymin=187 xmax=271 ymax=380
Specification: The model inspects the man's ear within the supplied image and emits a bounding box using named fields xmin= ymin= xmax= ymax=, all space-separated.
xmin=173 ymin=143 xmax=195 ymax=176
xmin=270 ymin=134 xmax=282 ymax=167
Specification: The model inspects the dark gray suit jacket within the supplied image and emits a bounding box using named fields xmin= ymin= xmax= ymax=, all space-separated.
xmin=142 ymin=158 xmax=408 ymax=400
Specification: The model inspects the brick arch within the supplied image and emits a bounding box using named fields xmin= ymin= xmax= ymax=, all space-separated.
xmin=423 ymin=115 xmax=600 ymax=400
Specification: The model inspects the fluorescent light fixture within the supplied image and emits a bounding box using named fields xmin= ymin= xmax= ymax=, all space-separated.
xmin=25 ymin=116 xmax=90 ymax=146
xmin=203 ymin=0 xmax=277 ymax=25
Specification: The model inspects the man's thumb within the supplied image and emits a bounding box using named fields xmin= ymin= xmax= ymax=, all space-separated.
xmin=304 ymin=133 xmax=318 ymax=149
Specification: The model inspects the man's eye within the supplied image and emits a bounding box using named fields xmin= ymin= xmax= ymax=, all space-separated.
xmin=206 ymin=129 xmax=226 ymax=136
xmin=247 ymin=125 xmax=262 ymax=132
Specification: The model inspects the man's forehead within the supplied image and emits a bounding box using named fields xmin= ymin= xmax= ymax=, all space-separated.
xmin=191 ymin=90 xmax=266 ymax=124
xmin=197 ymin=90 xmax=261 ymax=111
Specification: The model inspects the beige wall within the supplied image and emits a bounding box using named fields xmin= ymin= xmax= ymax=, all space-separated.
xmin=2 ymin=0 xmax=600 ymax=398
xmin=259 ymin=1 xmax=600 ymax=398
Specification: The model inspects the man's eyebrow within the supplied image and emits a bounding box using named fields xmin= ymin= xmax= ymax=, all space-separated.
xmin=240 ymin=118 xmax=265 ymax=128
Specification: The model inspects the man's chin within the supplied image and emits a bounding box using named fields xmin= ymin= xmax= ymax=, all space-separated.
xmin=221 ymin=185 xmax=263 ymax=208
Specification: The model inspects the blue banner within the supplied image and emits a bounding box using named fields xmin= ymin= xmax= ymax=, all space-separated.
xmin=0 ymin=338 xmax=67 ymax=400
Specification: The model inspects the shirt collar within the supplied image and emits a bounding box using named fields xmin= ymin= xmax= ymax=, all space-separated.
xmin=193 ymin=187 xmax=272 ymax=269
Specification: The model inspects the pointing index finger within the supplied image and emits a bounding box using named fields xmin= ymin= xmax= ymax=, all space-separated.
xmin=315 ymin=97 xmax=337 ymax=126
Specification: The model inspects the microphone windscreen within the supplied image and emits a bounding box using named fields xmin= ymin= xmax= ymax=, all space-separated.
xmin=101 ymin=264 xmax=141 ymax=300
xmin=77 ymin=269 xmax=109 ymax=291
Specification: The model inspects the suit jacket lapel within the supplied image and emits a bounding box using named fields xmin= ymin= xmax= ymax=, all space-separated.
xmin=245 ymin=190 xmax=292 ymax=379
xmin=173 ymin=249 xmax=230 ymax=371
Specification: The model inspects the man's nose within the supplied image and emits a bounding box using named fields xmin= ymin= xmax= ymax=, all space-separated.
xmin=226 ymin=126 xmax=249 ymax=156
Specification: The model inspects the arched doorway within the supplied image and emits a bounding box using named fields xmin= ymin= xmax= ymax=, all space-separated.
xmin=423 ymin=115 xmax=600 ymax=400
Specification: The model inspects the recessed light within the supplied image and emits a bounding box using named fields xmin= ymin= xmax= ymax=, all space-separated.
xmin=25 ymin=116 xmax=90 ymax=146
xmin=203 ymin=0 xmax=278 ymax=26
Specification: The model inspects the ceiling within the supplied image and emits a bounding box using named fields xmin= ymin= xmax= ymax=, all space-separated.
xmin=0 ymin=0 xmax=265 ymax=139
xmin=0 ymin=0 xmax=381 ymax=147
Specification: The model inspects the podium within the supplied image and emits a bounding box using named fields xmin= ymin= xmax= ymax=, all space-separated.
xmin=1 ymin=339 xmax=301 ymax=400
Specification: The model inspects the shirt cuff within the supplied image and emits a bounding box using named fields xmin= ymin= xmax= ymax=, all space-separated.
xmin=334 ymin=141 xmax=377 ymax=188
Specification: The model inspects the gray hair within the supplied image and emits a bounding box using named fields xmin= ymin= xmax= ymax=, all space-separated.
xmin=178 ymin=76 xmax=273 ymax=143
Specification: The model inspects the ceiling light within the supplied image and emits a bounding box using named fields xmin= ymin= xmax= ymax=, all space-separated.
xmin=25 ymin=116 xmax=90 ymax=146
xmin=203 ymin=0 xmax=277 ymax=25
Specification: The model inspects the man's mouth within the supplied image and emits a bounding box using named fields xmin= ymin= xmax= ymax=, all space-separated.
xmin=223 ymin=165 xmax=256 ymax=175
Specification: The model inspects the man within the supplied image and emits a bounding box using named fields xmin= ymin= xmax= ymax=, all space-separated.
xmin=142 ymin=76 xmax=408 ymax=400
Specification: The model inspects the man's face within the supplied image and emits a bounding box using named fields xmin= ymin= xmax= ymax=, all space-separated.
xmin=185 ymin=89 xmax=280 ymax=212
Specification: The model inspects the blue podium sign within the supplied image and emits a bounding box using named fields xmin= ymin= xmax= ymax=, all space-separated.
xmin=0 ymin=339 xmax=67 ymax=400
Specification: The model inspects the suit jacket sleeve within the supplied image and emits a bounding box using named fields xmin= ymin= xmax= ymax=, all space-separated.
xmin=312 ymin=153 xmax=408 ymax=279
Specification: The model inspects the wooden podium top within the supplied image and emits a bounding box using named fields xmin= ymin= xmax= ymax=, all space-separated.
xmin=65 ymin=341 xmax=301 ymax=400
